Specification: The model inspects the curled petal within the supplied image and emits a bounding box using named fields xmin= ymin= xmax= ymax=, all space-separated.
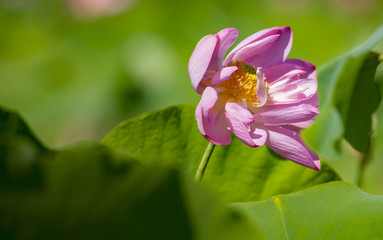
xmin=253 ymin=103 xmax=319 ymax=126
xmin=196 ymin=87 xmax=231 ymax=145
xmin=224 ymin=26 xmax=293 ymax=68
xmin=264 ymin=60 xmax=317 ymax=104
xmin=256 ymin=68 xmax=268 ymax=106
xmin=216 ymin=28 xmax=240 ymax=65
xmin=285 ymin=59 xmax=316 ymax=73
xmin=225 ymin=102 xmax=266 ymax=147
xmin=259 ymin=93 xmax=318 ymax=112
xmin=281 ymin=94 xmax=319 ymax=131
xmin=262 ymin=64 xmax=307 ymax=84
xmin=265 ymin=126 xmax=321 ymax=170
xmin=189 ymin=28 xmax=240 ymax=94
xmin=189 ymin=34 xmax=219 ymax=93
xmin=212 ymin=66 xmax=238 ymax=86
xmin=249 ymin=126 xmax=268 ymax=146
xmin=225 ymin=102 xmax=254 ymax=125
xmin=199 ymin=87 xmax=218 ymax=123
xmin=282 ymin=119 xmax=315 ymax=132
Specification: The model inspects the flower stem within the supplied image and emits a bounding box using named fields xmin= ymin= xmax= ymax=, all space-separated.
xmin=195 ymin=142 xmax=216 ymax=182
xmin=357 ymin=153 xmax=369 ymax=187
xmin=357 ymin=135 xmax=373 ymax=187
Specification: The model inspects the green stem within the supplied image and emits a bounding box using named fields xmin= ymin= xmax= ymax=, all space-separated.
xmin=357 ymin=153 xmax=369 ymax=187
xmin=357 ymin=136 xmax=372 ymax=187
xmin=195 ymin=143 xmax=216 ymax=182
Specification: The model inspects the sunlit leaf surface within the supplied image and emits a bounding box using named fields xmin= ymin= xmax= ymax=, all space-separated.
xmin=103 ymin=104 xmax=340 ymax=203
xmin=0 ymin=107 xmax=258 ymax=240
xmin=304 ymin=26 xmax=383 ymax=156
xmin=233 ymin=181 xmax=383 ymax=239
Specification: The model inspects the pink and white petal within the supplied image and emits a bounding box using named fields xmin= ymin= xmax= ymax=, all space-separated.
xmin=189 ymin=34 xmax=219 ymax=93
xmin=196 ymin=89 xmax=231 ymax=145
xmin=199 ymin=87 xmax=218 ymax=123
xmin=304 ymin=93 xmax=319 ymax=108
xmin=253 ymin=104 xmax=319 ymax=125
xmin=258 ymin=93 xmax=318 ymax=114
xmin=265 ymin=126 xmax=321 ymax=170
xmin=198 ymin=86 xmax=232 ymax=126
xmin=216 ymin=28 xmax=239 ymax=64
xmin=250 ymin=125 xmax=268 ymax=146
xmin=224 ymin=26 xmax=292 ymax=68
xmin=262 ymin=63 xmax=308 ymax=84
xmin=280 ymin=95 xmax=319 ymax=131
xmin=225 ymin=102 xmax=266 ymax=147
xmin=230 ymin=34 xmax=279 ymax=64
xmin=212 ymin=66 xmax=238 ymax=86
xmin=286 ymin=59 xmax=317 ymax=94
xmin=226 ymin=113 xmax=267 ymax=147
xmin=268 ymin=79 xmax=318 ymax=105
xmin=256 ymin=68 xmax=268 ymax=106
xmin=282 ymin=119 xmax=316 ymax=132
xmin=197 ymin=107 xmax=232 ymax=145
xmin=225 ymin=102 xmax=254 ymax=125
xmin=266 ymin=59 xmax=317 ymax=102
xmin=285 ymin=59 xmax=316 ymax=73
xmin=232 ymin=35 xmax=279 ymax=67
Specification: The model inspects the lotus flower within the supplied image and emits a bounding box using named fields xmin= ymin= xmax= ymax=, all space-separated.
xmin=188 ymin=27 xmax=320 ymax=170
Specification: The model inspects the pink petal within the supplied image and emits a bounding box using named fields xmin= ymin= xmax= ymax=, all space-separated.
xmin=189 ymin=29 xmax=240 ymax=94
xmin=225 ymin=102 xmax=266 ymax=147
xmin=263 ymin=61 xmax=317 ymax=104
xmin=200 ymin=87 xmax=218 ymax=123
xmin=253 ymin=104 xmax=319 ymax=125
xmin=262 ymin=63 xmax=308 ymax=84
xmin=225 ymin=102 xmax=254 ymax=125
xmin=265 ymin=126 xmax=320 ymax=170
xmin=224 ymin=26 xmax=293 ymax=68
xmin=250 ymin=126 xmax=268 ymax=146
xmin=216 ymin=28 xmax=239 ymax=64
xmin=280 ymin=94 xmax=319 ymax=131
xmin=282 ymin=119 xmax=316 ymax=132
xmin=189 ymin=34 xmax=219 ymax=93
xmin=211 ymin=66 xmax=238 ymax=86
xmin=196 ymin=87 xmax=231 ymax=145
xmin=226 ymin=27 xmax=288 ymax=59
xmin=258 ymin=93 xmax=318 ymax=113
xmin=285 ymin=59 xmax=316 ymax=72
xmin=256 ymin=68 xmax=268 ymax=106
xmin=231 ymin=35 xmax=280 ymax=65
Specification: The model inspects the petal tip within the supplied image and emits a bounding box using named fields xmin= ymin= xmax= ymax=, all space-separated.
xmin=282 ymin=26 xmax=291 ymax=31
xmin=313 ymin=159 xmax=321 ymax=171
xmin=218 ymin=27 xmax=239 ymax=35
xmin=188 ymin=34 xmax=220 ymax=91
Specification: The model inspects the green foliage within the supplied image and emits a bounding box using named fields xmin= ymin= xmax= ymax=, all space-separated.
xmin=103 ymin=104 xmax=340 ymax=203
xmin=2 ymin=22 xmax=383 ymax=238
xmin=1 ymin=0 xmax=383 ymax=148
xmin=335 ymin=52 xmax=381 ymax=152
xmin=304 ymin=25 xmax=383 ymax=156
xmin=233 ymin=181 xmax=383 ymax=239
xmin=0 ymin=106 xmax=50 ymax=188
xmin=0 ymin=107 xmax=258 ymax=240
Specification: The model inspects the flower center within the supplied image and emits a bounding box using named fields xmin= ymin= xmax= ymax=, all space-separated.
xmin=228 ymin=61 xmax=260 ymax=105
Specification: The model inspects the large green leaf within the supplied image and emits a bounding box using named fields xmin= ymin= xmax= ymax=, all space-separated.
xmin=103 ymin=104 xmax=340 ymax=203
xmin=232 ymin=181 xmax=383 ymax=239
xmin=0 ymin=107 xmax=258 ymax=240
xmin=0 ymin=106 xmax=51 ymax=188
xmin=304 ymin=25 xmax=383 ymax=156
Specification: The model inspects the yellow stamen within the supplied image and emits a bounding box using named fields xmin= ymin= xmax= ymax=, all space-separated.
xmin=218 ymin=61 xmax=261 ymax=106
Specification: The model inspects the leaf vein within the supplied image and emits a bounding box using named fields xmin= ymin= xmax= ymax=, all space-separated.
xmin=273 ymin=196 xmax=290 ymax=240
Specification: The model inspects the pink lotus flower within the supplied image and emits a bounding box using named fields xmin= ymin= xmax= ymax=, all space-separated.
xmin=188 ymin=27 xmax=320 ymax=170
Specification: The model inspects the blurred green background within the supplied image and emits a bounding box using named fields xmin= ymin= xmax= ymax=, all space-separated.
xmin=0 ymin=0 xmax=382 ymax=193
